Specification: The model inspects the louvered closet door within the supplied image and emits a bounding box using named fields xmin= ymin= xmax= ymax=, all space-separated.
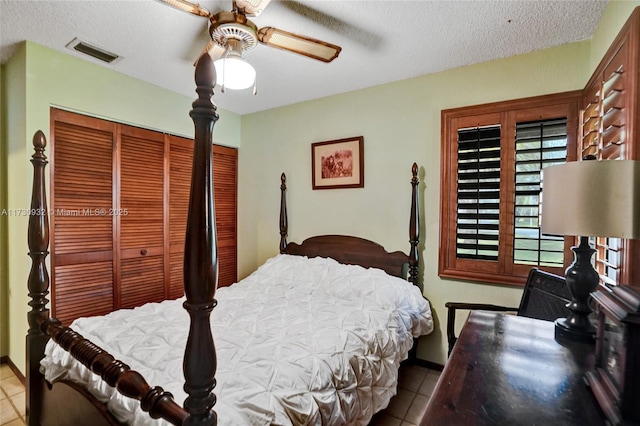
xmin=119 ymin=125 xmax=166 ymax=308
xmin=213 ymin=145 xmax=238 ymax=287
xmin=167 ymin=137 xmax=238 ymax=294
xmin=168 ymin=136 xmax=193 ymax=299
xmin=51 ymin=109 xmax=115 ymax=326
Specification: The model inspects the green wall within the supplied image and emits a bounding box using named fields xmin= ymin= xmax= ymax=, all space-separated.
xmin=239 ymin=42 xmax=591 ymax=365
xmin=0 ymin=59 xmax=10 ymax=359
xmin=238 ymin=2 xmax=640 ymax=365
xmin=2 ymin=47 xmax=27 ymax=364
xmin=590 ymin=0 xmax=640 ymax=72
xmin=0 ymin=63 xmax=3 ymax=359
xmin=1 ymin=42 xmax=240 ymax=373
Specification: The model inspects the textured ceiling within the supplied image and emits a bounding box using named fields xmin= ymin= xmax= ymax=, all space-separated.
xmin=1 ymin=0 xmax=608 ymax=115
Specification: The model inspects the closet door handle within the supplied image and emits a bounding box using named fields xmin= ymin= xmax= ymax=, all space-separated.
xmin=140 ymin=249 xmax=148 ymax=256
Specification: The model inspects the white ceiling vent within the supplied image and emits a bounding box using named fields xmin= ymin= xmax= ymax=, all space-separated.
xmin=66 ymin=38 xmax=120 ymax=64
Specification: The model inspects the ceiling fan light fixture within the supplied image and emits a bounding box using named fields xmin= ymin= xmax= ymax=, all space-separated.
xmin=214 ymin=52 xmax=256 ymax=90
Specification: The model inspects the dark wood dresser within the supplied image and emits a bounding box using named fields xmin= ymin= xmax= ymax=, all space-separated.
xmin=420 ymin=311 xmax=606 ymax=425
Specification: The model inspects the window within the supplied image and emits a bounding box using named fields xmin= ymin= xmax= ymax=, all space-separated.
xmin=439 ymin=92 xmax=581 ymax=286
xmin=513 ymin=118 xmax=567 ymax=268
xmin=456 ymin=126 xmax=501 ymax=261
xmin=596 ymin=236 xmax=621 ymax=286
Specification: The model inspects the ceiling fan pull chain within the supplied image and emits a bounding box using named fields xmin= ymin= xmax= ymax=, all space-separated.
xmin=253 ymin=75 xmax=257 ymax=96
xmin=220 ymin=58 xmax=225 ymax=94
xmin=220 ymin=44 xmax=231 ymax=93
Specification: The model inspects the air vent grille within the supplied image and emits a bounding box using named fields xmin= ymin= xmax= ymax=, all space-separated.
xmin=66 ymin=38 xmax=120 ymax=64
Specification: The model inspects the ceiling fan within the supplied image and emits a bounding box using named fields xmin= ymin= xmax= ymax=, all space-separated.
xmin=158 ymin=0 xmax=342 ymax=89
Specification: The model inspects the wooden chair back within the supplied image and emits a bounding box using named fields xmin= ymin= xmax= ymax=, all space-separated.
xmin=517 ymin=268 xmax=572 ymax=321
xmin=445 ymin=267 xmax=571 ymax=355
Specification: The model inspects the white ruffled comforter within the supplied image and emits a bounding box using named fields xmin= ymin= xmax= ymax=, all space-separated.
xmin=41 ymin=254 xmax=433 ymax=425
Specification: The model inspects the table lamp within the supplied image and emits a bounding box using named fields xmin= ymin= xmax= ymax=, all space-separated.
xmin=541 ymin=159 xmax=640 ymax=343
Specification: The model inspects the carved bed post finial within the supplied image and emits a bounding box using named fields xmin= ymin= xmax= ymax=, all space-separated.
xmin=26 ymin=130 xmax=51 ymax=425
xmin=279 ymin=173 xmax=288 ymax=253
xmin=183 ymin=51 xmax=219 ymax=426
xmin=408 ymin=163 xmax=420 ymax=286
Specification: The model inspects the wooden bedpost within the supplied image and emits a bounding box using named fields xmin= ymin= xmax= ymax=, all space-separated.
xmin=26 ymin=130 xmax=50 ymax=425
xmin=408 ymin=163 xmax=419 ymax=286
xmin=182 ymin=51 xmax=219 ymax=425
xmin=26 ymin=130 xmax=189 ymax=425
xmin=279 ymin=173 xmax=287 ymax=253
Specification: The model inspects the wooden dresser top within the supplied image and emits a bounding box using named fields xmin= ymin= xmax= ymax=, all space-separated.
xmin=421 ymin=311 xmax=605 ymax=426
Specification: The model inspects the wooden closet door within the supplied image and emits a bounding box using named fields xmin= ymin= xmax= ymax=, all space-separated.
xmin=213 ymin=145 xmax=238 ymax=287
xmin=51 ymin=109 xmax=115 ymax=325
xmin=168 ymin=135 xmax=193 ymax=299
xmin=119 ymin=125 xmax=166 ymax=308
xmin=51 ymin=110 xmax=238 ymax=319
xmin=168 ymin=137 xmax=238 ymax=294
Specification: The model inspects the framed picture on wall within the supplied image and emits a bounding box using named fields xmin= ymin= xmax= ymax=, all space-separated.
xmin=311 ymin=136 xmax=364 ymax=190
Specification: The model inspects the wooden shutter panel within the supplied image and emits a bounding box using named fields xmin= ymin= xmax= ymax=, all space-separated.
xmin=579 ymin=9 xmax=640 ymax=287
xmin=513 ymin=118 xmax=567 ymax=268
xmin=51 ymin=109 xmax=115 ymax=325
xmin=601 ymin=47 xmax=627 ymax=159
xmin=213 ymin=145 xmax=238 ymax=287
xmin=581 ymin=41 xmax=630 ymax=160
xmin=119 ymin=125 xmax=166 ymax=308
xmin=581 ymin=85 xmax=600 ymax=159
xmin=456 ymin=126 xmax=501 ymax=261
xmin=594 ymin=46 xmax=628 ymax=285
xmin=168 ymin=136 xmax=193 ymax=299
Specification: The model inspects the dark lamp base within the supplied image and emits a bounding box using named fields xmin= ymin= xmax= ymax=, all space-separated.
xmin=554 ymin=318 xmax=596 ymax=344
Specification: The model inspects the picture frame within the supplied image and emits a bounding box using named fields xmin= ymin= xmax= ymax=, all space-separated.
xmin=311 ymin=136 xmax=364 ymax=190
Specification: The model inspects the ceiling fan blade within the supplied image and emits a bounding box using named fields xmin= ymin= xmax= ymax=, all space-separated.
xmin=193 ymin=40 xmax=226 ymax=65
xmin=234 ymin=0 xmax=272 ymax=17
xmin=208 ymin=42 xmax=226 ymax=61
xmin=257 ymin=27 xmax=341 ymax=63
xmin=156 ymin=0 xmax=211 ymax=18
xmin=279 ymin=1 xmax=383 ymax=49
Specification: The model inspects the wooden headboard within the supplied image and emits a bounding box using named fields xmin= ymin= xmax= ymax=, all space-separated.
xmin=278 ymin=163 xmax=420 ymax=285
xmin=284 ymin=235 xmax=409 ymax=278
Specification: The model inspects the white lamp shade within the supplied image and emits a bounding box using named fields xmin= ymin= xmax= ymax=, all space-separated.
xmin=214 ymin=56 xmax=256 ymax=90
xmin=541 ymin=160 xmax=640 ymax=239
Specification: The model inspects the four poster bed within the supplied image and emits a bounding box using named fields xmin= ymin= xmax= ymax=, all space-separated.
xmin=25 ymin=53 xmax=433 ymax=426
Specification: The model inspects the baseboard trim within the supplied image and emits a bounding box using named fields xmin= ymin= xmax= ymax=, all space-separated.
xmin=413 ymin=358 xmax=444 ymax=371
xmin=1 ymin=356 xmax=26 ymax=385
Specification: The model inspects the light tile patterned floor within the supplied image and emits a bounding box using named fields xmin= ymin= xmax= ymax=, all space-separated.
xmin=0 ymin=362 xmax=439 ymax=425
xmin=370 ymin=364 xmax=441 ymax=426
xmin=1 ymin=364 xmax=25 ymax=426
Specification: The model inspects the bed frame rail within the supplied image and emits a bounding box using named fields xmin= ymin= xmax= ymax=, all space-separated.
xmin=26 ymin=52 xmax=220 ymax=425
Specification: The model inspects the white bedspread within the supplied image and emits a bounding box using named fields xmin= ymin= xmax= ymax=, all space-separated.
xmin=41 ymin=254 xmax=433 ymax=425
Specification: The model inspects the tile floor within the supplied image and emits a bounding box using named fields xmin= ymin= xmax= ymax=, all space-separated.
xmin=1 ymin=364 xmax=25 ymax=426
xmin=369 ymin=364 xmax=440 ymax=426
xmin=0 ymin=362 xmax=439 ymax=426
